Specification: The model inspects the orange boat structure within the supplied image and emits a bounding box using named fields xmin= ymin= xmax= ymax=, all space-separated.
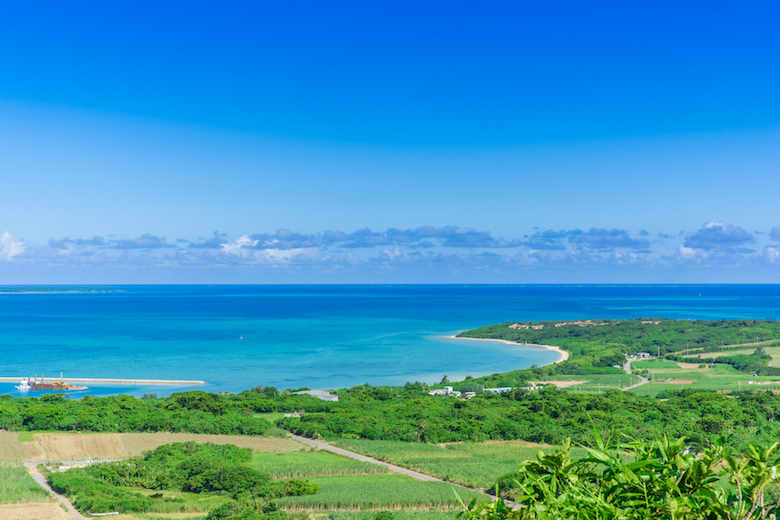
xmin=26 ymin=373 xmax=88 ymax=391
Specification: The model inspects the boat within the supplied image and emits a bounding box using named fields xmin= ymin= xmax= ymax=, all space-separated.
xmin=29 ymin=373 xmax=88 ymax=391
xmin=32 ymin=380 xmax=88 ymax=391
xmin=15 ymin=379 xmax=31 ymax=391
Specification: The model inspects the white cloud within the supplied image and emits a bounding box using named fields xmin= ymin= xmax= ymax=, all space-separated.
xmin=0 ymin=232 xmax=25 ymax=261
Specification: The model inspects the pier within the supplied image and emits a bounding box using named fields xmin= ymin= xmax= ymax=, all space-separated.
xmin=0 ymin=377 xmax=206 ymax=385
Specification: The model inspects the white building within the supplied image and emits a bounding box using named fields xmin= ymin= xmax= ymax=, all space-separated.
xmin=293 ymin=389 xmax=339 ymax=401
xmin=483 ymin=387 xmax=513 ymax=394
xmin=428 ymin=386 xmax=461 ymax=397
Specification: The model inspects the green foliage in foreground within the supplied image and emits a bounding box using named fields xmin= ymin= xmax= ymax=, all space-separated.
xmin=459 ymin=436 xmax=780 ymax=520
xmin=48 ymin=442 xmax=319 ymax=517
xmin=0 ymin=460 xmax=52 ymax=504
xmin=275 ymin=474 xmax=487 ymax=510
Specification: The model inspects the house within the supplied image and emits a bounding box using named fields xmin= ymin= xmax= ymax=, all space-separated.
xmin=483 ymin=387 xmax=513 ymax=394
xmin=428 ymin=386 xmax=461 ymax=397
xmin=636 ymin=352 xmax=651 ymax=358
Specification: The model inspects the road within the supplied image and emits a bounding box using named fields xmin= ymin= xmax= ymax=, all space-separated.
xmin=622 ymin=356 xmax=649 ymax=391
xmin=291 ymin=434 xmax=445 ymax=482
xmin=24 ymin=463 xmax=87 ymax=520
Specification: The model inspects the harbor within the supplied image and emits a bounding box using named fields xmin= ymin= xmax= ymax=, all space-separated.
xmin=0 ymin=374 xmax=207 ymax=388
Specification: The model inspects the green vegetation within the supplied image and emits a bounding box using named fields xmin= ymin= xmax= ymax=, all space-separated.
xmin=275 ymin=474 xmax=485 ymax=510
xmin=458 ymin=317 xmax=780 ymax=387
xmin=16 ymin=431 xmax=34 ymax=442
xmin=333 ymin=439 xmax=587 ymax=489
xmin=250 ymin=451 xmax=388 ymax=478
xmin=0 ymin=391 xmax=277 ymax=435
xmin=48 ymin=442 xmax=319 ymax=518
xmin=278 ymin=384 xmax=780 ymax=450
xmin=326 ymin=510 xmax=459 ymax=520
xmin=0 ymin=460 xmax=52 ymax=504
xmin=460 ymin=435 xmax=780 ymax=520
xmin=669 ymin=346 xmax=780 ymax=376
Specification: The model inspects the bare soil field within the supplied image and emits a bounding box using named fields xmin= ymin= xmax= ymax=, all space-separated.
xmin=0 ymin=502 xmax=70 ymax=520
xmin=0 ymin=432 xmax=302 ymax=461
xmin=120 ymin=432 xmax=302 ymax=456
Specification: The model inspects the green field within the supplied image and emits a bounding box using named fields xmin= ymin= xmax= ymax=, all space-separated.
xmin=16 ymin=432 xmax=35 ymax=443
xmin=251 ymin=450 xmax=389 ymax=478
xmin=0 ymin=461 xmax=52 ymax=504
xmin=252 ymin=412 xmax=289 ymax=423
xmin=628 ymin=357 xmax=780 ymax=397
xmin=538 ymin=374 xmax=641 ymax=392
xmin=275 ymin=474 xmax=487 ymax=510
xmin=333 ymin=439 xmax=581 ymax=489
xmin=324 ymin=509 xmax=461 ymax=520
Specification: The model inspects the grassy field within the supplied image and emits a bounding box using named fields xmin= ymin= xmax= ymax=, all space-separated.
xmin=680 ymin=346 xmax=780 ymax=367
xmin=0 ymin=432 xmax=304 ymax=461
xmin=324 ymin=510 xmax=461 ymax=520
xmin=0 ymin=461 xmax=52 ymax=504
xmin=628 ymin=358 xmax=780 ymax=397
xmin=536 ymin=374 xmax=641 ymax=393
xmin=251 ymin=450 xmax=389 ymax=478
xmin=275 ymin=474 xmax=487 ymax=510
xmin=333 ymin=438 xmax=576 ymax=489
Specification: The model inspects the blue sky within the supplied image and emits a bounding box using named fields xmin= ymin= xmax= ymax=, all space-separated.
xmin=1 ymin=1 xmax=779 ymax=283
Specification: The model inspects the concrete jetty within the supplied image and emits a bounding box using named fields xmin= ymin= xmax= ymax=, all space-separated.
xmin=0 ymin=377 xmax=206 ymax=385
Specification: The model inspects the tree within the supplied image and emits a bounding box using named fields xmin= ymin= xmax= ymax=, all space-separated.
xmin=440 ymin=375 xmax=450 ymax=385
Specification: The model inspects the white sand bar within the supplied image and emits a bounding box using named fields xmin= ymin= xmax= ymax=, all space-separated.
xmin=444 ymin=336 xmax=570 ymax=364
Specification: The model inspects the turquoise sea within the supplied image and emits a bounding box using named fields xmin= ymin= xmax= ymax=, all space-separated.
xmin=1 ymin=285 xmax=779 ymax=397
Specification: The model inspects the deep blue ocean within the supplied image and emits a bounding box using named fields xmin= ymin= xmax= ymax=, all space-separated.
xmin=1 ymin=285 xmax=779 ymax=397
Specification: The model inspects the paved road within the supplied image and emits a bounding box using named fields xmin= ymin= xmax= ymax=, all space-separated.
xmin=622 ymin=356 xmax=649 ymax=391
xmin=291 ymin=434 xmax=515 ymax=508
xmin=24 ymin=463 xmax=87 ymax=520
xmin=291 ymin=434 xmax=443 ymax=481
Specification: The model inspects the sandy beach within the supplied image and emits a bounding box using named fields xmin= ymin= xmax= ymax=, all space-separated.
xmin=444 ymin=335 xmax=570 ymax=365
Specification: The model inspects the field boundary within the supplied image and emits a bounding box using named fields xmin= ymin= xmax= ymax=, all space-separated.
xmin=23 ymin=463 xmax=85 ymax=520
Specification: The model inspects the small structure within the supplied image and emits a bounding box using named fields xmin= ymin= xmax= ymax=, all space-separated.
xmin=483 ymin=387 xmax=513 ymax=394
xmin=636 ymin=352 xmax=651 ymax=358
xmin=292 ymin=390 xmax=339 ymax=402
xmin=428 ymin=386 xmax=461 ymax=397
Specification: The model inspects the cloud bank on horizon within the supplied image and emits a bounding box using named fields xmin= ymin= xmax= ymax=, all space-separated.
xmin=2 ymin=223 xmax=779 ymax=284
xmin=0 ymin=2 xmax=778 ymax=284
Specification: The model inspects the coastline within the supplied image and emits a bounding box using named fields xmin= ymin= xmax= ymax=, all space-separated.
xmin=444 ymin=335 xmax=570 ymax=365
